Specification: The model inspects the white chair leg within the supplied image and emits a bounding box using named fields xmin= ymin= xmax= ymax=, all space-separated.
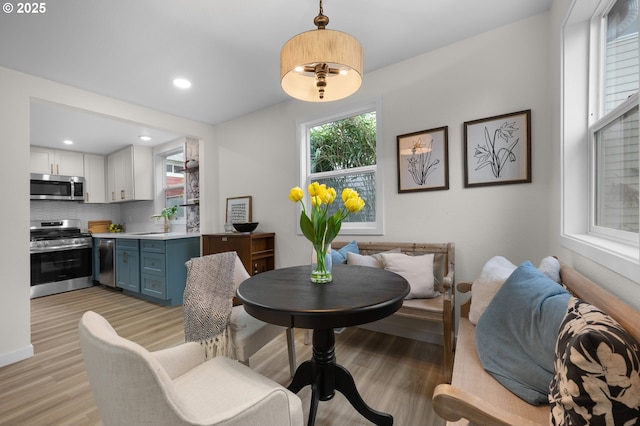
xmin=303 ymin=329 xmax=312 ymax=345
xmin=286 ymin=327 xmax=296 ymax=377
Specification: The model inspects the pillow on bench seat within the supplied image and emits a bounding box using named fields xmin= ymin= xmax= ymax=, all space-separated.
xmin=475 ymin=261 xmax=570 ymax=405
xmin=346 ymin=248 xmax=400 ymax=267
xmin=331 ymin=240 xmax=359 ymax=264
xmin=550 ymin=297 xmax=640 ymax=425
xmin=347 ymin=249 xmax=439 ymax=299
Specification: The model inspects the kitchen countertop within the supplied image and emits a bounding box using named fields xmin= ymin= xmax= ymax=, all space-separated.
xmin=91 ymin=231 xmax=201 ymax=241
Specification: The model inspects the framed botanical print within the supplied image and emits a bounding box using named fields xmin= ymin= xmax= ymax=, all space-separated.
xmin=464 ymin=110 xmax=531 ymax=187
xmin=397 ymin=126 xmax=449 ymax=193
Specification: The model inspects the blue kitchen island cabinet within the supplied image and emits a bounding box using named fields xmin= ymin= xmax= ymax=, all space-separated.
xmin=138 ymin=238 xmax=200 ymax=305
xmin=88 ymin=232 xmax=200 ymax=306
xmin=116 ymin=239 xmax=140 ymax=293
xmin=91 ymin=233 xmax=201 ymax=306
xmin=131 ymin=237 xmax=199 ymax=306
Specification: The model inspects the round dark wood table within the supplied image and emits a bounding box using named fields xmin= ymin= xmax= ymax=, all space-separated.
xmin=236 ymin=264 xmax=409 ymax=426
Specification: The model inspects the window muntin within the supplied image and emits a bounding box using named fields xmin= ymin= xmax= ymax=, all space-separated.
xmin=300 ymin=104 xmax=382 ymax=234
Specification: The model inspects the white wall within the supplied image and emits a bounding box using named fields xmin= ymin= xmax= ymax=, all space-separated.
xmin=0 ymin=66 xmax=215 ymax=367
xmin=208 ymin=13 xmax=553 ymax=284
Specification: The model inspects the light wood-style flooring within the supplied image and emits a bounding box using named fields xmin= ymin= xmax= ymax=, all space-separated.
xmin=0 ymin=286 xmax=446 ymax=425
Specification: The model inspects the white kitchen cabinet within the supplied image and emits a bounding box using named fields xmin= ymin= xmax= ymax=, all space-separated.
xmin=30 ymin=147 xmax=52 ymax=174
xmin=107 ymin=145 xmax=153 ymax=202
xmin=30 ymin=146 xmax=84 ymax=176
xmin=83 ymin=153 xmax=106 ymax=203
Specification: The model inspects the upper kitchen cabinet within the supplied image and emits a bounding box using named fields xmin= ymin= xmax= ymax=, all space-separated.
xmin=107 ymin=145 xmax=153 ymax=202
xmin=83 ymin=153 xmax=106 ymax=203
xmin=30 ymin=146 xmax=84 ymax=176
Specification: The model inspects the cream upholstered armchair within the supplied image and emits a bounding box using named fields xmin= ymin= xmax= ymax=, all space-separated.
xmin=184 ymin=252 xmax=297 ymax=377
xmin=79 ymin=311 xmax=303 ymax=426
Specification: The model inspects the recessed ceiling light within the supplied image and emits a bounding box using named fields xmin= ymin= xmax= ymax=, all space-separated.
xmin=63 ymin=140 xmax=73 ymax=145
xmin=139 ymin=135 xmax=152 ymax=141
xmin=173 ymin=78 xmax=192 ymax=89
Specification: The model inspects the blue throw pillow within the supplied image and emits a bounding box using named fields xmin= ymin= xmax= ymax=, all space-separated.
xmin=331 ymin=241 xmax=359 ymax=264
xmin=475 ymin=261 xmax=571 ymax=405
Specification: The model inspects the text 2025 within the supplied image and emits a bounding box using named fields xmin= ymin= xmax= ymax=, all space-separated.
xmin=17 ymin=2 xmax=46 ymax=13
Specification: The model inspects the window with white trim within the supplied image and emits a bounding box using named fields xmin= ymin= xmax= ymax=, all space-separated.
xmin=163 ymin=149 xmax=185 ymax=219
xmin=299 ymin=102 xmax=383 ymax=234
xmin=590 ymin=0 xmax=639 ymax=242
xmin=561 ymin=0 xmax=639 ymax=280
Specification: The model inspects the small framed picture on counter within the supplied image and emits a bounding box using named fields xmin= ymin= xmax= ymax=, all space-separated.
xmin=226 ymin=196 xmax=252 ymax=223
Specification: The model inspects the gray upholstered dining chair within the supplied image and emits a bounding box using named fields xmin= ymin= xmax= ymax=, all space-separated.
xmin=78 ymin=310 xmax=303 ymax=426
xmin=183 ymin=252 xmax=297 ymax=377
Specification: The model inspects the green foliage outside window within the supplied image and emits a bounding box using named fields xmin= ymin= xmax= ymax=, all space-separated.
xmin=309 ymin=112 xmax=377 ymax=223
xmin=310 ymin=113 xmax=377 ymax=172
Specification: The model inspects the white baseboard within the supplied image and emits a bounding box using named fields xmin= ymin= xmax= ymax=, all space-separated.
xmin=0 ymin=345 xmax=34 ymax=368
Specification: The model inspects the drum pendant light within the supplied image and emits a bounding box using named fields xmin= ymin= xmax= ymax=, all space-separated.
xmin=280 ymin=0 xmax=363 ymax=102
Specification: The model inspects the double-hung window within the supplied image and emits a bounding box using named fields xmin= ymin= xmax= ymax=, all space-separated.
xmin=561 ymin=0 xmax=639 ymax=279
xmin=299 ymin=102 xmax=383 ymax=234
xmin=163 ymin=149 xmax=185 ymax=219
xmin=591 ymin=0 xmax=639 ymax=241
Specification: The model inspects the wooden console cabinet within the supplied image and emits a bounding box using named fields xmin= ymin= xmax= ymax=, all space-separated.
xmin=202 ymin=232 xmax=275 ymax=275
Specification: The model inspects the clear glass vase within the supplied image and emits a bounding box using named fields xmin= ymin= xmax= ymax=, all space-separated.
xmin=311 ymin=243 xmax=332 ymax=283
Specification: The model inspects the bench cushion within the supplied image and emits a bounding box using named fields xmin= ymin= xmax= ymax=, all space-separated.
xmin=476 ymin=261 xmax=570 ymax=405
xmin=549 ymin=297 xmax=640 ymax=425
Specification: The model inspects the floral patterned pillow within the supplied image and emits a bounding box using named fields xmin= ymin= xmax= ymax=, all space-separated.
xmin=549 ymin=297 xmax=640 ymax=425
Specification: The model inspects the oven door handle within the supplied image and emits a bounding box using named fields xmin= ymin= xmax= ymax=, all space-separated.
xmin=30 ymin=243 xmax=93 ymax=253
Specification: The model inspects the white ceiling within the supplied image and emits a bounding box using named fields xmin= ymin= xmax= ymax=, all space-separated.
xmin=1 ymin=0 xmax=552 ymax=155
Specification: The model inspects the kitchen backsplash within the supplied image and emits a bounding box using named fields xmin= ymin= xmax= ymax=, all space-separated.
xmin=31 ymin=200 xmax=122 ymax=231
xmin=30 ymin=200 xmax=188 ymax=234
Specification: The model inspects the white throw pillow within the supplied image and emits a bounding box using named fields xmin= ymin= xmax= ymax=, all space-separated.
xmin=468 ymin=256 xmax=516 ymax=325
xmin=380 ymin=252 xmax=439 ymax=299
xmin=538 ymin=256 xmax=561 ymax=283
xmin=469 ymin=255 xmax=561 ymax=325
xmin=346 ymin=248 xmax=401 ymax=268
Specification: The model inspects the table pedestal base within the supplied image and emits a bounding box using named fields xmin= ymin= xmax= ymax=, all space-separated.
xmin=288 ymin=328 xmax=393 ymax=426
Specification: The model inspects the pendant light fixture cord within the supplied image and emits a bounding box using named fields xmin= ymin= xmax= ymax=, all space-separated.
xmin=314 ymin=0 xmax=328 ymax=29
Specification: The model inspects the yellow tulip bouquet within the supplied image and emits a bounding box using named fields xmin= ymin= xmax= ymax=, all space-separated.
xmin=288 ymin=182 xmax=365 ymax=282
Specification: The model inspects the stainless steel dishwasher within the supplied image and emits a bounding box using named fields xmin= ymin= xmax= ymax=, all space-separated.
xmin=98 ymin=239 xmax=116 ymax=287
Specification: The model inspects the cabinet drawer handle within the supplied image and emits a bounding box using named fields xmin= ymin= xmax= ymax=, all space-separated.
xmin=123 ymin=251 xmax=128 ymax=264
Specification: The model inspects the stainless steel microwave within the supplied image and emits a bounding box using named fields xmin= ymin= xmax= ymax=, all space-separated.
xmin=30 ymin=173 xmax=85 ymax=201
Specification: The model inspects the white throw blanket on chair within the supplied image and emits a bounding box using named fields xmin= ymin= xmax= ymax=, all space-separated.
xmin=184 ymin=252 xmax=236 ymax=359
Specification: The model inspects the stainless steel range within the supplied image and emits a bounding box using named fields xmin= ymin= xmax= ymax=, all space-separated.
xmin=30 ymin=219 xmax=94 ymax=298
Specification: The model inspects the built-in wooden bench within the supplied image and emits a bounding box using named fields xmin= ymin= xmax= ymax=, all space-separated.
xmin=432 ymin=261 xmax=640 ymax=425
xmin=332 ymin=241 xmax=455 ymax=382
